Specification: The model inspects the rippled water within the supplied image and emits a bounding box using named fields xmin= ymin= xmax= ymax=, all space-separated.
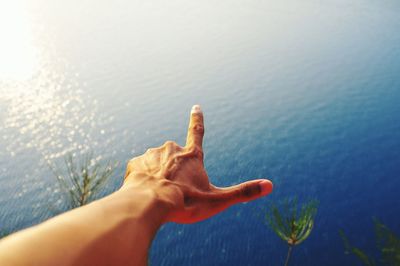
xmin=1 ymin=0 xmax=400 ymax=265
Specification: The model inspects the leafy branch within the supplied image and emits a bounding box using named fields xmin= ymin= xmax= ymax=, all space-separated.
xmin=49 ymin=152 xmax=117 ymax=210
xmin=265 ymin=198 xmax=318 ymax=266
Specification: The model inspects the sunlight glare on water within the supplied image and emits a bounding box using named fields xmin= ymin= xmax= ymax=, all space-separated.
xmin=0 ymin=1 xmax=38 ymax=81
xmin=0 ymin=1 xmax=119 ymax=226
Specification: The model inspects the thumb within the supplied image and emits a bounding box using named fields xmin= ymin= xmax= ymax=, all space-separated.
xmin=178 ymin=179 xmax=273 ymax=223
xmin=211 ymin=179 xmax=273 ymax=205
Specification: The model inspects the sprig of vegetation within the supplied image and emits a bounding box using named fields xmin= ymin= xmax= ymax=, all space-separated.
xmin=340 ymin=219 xmax=400 ymax=266
xmin=49 ymin=152 xmax=117 ymax=210
xmin=339 ymin=229 xmax=376 ymax=266
xmin=265 ymin=198 xmax=318 ymax=266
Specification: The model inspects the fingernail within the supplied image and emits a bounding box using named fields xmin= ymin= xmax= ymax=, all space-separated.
xmin=191 ymin=104 xmax=202 ymax=114
xmin=259 ymin=180 xmax=273 ymax=195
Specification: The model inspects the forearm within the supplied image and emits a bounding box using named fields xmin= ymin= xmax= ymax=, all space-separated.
xmin=0 ymin=105 xmax=274 ymax=265
xmin=0 ymin=185 xmax=168 ymax=266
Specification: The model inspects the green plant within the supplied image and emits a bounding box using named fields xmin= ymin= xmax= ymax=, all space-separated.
xmin=49 ymin=152 xmax=116 ymax=209
xmin=340 ymin=219 xmax=400 ymax=266
xmin=265 ymin=198 xmax=318 ymax=266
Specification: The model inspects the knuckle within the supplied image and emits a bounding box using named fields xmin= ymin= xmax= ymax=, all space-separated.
xmin=163 ymin=140 xmax=180 ymax=150
xmin=158 ymin=179 xmax=172 ymax=187
xmin=128 ymin=157 xmax=138 ymax=164
xmin=239 ymin=184 xmax=261 ymax=198
xmin=192 ymin=124 xmax=204 ymax=135
xmin=163 ymin=140 xmax=175 ymax=147
xmin=145 ymin=147 xmax=162 ymax=154
xmin=196 ymin=148 xmax=204 ymax=159
xmin=188 ymin=146 xmax=203 ymax=158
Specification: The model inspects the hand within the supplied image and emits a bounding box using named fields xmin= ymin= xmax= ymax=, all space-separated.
xmin=123 ymin=105 xmax=273 ymax=224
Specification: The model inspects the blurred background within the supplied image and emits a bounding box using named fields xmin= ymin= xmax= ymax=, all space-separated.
xmin=0 ymin=0 xmax=399 ymax=265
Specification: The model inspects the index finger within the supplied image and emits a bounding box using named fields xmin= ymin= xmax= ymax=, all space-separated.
xmin=185 ymin=104 xmax=205 ymax=149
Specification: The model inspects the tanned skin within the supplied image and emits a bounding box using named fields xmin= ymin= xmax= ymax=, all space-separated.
xmin=0 ymin=105 xmax=273 ymax=266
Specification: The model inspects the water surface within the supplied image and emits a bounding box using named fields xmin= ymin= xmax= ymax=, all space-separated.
xmin=0 ymin=0 xmax=400 ymax=265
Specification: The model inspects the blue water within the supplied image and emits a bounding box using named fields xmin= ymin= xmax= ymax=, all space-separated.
xmin=0 ymin=0 xmax=400 ymax=265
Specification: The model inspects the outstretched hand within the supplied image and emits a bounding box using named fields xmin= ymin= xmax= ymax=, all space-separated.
xmin=123 ymin=105 xmax=273 ymax=224
xmin=0 ymin=105 xmax=272 ymax=266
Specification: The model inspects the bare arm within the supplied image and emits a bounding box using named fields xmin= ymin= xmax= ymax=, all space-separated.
xmin=0 ymin=105 xmax=273 ymax=266
xmin=0 ymin=185 xmax=166 ymax=265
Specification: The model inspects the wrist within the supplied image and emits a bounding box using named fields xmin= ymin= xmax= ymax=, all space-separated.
xmin=119 ymin=175 xmax=178 ymax=224
xmin=116 ymin=187 xmax=167 ymax=227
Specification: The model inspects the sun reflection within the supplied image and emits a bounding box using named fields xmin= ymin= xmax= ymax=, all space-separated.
xmin=0 ymin=2 xmax=101 ymax=162
xmin=0 ymin=1 xmax=38 ymax=80
xmin=0 ymin=1 xmax=117 ymax=167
